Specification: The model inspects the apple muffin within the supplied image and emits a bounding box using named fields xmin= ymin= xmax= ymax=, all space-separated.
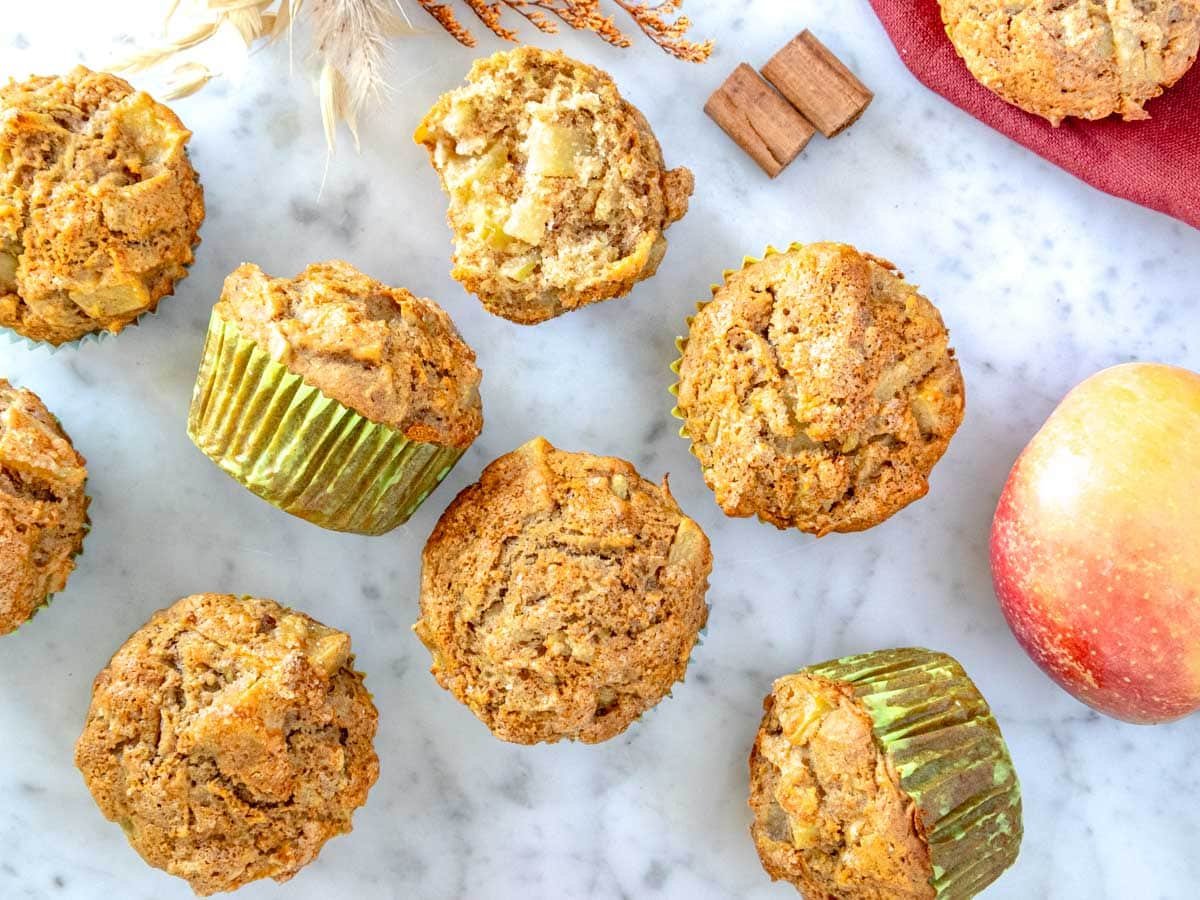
xmin=75 ymin=593 xmax=379 ymax=896
xmin=415 ymin=437 xmax=711 ymax=744
xmin=673 ymin=242 xmax=965 ymax=536
xmin=189 ymin=260 xmax=483 ymax=534
xmin=938 ymin=0 xmax=1200 ymax=124
xmin=415 ymin=47 xmax=694 ymax=324
xmin=749 ymin=649 xmax=1022 ymax=899
xmin=0 ymin=379 xmax=88 ymax=635
xmin=0 ymin=66 xmax=204 ymax=345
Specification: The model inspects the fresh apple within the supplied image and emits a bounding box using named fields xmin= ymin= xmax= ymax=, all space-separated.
xmin=990 ymin=362 xmax=1200 ymax=724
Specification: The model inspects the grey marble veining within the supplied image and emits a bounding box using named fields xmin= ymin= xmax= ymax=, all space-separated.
xmin=2 ymin=1 xmax=1199 ymax=898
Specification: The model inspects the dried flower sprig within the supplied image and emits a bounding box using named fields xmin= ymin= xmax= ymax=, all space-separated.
xmin=613 ymin=1 xmax=711 ymax=62
xmin=119 ymin=0 xmax=711 ymax=155
xmin=114 ymin=0 xmax=415 ymax=151
xmin=416 ymin=0 xmax=712 ymax=62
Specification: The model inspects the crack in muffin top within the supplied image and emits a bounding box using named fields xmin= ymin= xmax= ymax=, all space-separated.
xmin=675 ymin=243 xmax=965 ymax=536
xmin=0 ymin=66 xmax=204 ymax=344
xmin=0 ymin=379 xmax=88 ymax=635
xmin=938 ymin=0 xmax=1200 ymax=123
xmin=416 ymin=47 xmax=693 ymax=324
xmin=216 ymin=260 xmax=483 ymax=448
xmin=74 ymin=593 xmax=379 ymax=896
xmin=415 ymin=436 xmax=711 ymax=744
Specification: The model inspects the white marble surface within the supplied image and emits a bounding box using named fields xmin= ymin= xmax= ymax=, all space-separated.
xmin=2 ymin=1 xmax=1199 ymax=898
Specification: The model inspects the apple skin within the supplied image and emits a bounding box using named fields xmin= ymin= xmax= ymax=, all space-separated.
xmin=990 ymin=362 xmax=1200 ymax=724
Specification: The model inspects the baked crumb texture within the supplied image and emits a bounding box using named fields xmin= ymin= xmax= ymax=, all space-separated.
xmin=749 ymin=649 xmax=1022 ymax=900
xmin=938 ymin=0 xmax=1200 ymax=124
xmin=415 ymin=436 xmax=712 ymax=744
xmin=415 ymin=47 xmax=694 ymax=324
xmin=0 ymin=379 xmax=88 ymax=635
xmin=0 ymin=66 xmax=204 ymax=345
xmin=215 ymin=261 xmax=483 ymax=447
xmin=674 ymin=243 xmax=964 ymax=536
xmin=75 ymin=594 xmax=379 ymax=896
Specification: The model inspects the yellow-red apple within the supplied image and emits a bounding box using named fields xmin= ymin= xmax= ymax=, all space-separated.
xmin=990 ymin=362 xmax=1200 ymax=723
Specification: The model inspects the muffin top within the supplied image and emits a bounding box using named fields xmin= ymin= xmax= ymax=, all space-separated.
xmin=675 ymin=243 xmax=964 ymax=536
xmin=749 ymin=672 xmax=936 ymax=899
xmin=0 ymin=66 xmax=204 ymax=345
xmin=0 ymin=380 xmax=88 ymax=635
xmin=216 ymin=261 xmax=483 ymax=448
xmin=415 ymin=436 xmax=711 ymax=744
xmin=938 ymin=0 xmax=1200 ymax=124
xmin=415 ymin=47 xmax=694 ymax=324
xmin=75 ymin=593 xmax=379 ymax=896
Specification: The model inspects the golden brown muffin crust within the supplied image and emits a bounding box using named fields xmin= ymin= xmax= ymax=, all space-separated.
xmin=938 ymin=0 xmax=1200 ymax=124
xmin=415 ymin=436 xmax=711 ymax=744
xmin=749 ymin=674 xmax=936 ymax=899
xmin=416 ymin=47 xmax=693 ymax=324
xmin=676 ymin=243 xmax=964 ymax=536
xmin=216 ymin=260 xmax=483 ymax=448
xmin=0 ymin=380 xmax=88 ymax=635
xmin=0 ymin=66 xmax=204 ymax=344
xmin=75 ymin=593 xmax=379 ymax=896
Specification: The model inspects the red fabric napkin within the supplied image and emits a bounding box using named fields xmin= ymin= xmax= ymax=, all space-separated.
xmin=867 ymin=0 xmax=1200 ymax=229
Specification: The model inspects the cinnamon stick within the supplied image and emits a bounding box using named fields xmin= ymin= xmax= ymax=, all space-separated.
xmin=762 ymin=31 xmax=873 ymax=138
xmin=704 ymin=64 xmax=816 ymax=178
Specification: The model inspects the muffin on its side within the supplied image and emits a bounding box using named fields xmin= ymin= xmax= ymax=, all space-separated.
xmin=749 ymin=649 xmax=1022 ymax=899
xmin=415 ymin=47 xmax=694 ymax=324
xmin=0 ymin=66 xmax=204 ymax=345
xmin=938 ymin=0 xmax=1200 ymax=124
xmin=75 ymin=593 xmax=379 ymax=896
xmin=415 ymin=437 xmax=711 ymax=744
xmin=188 ymin=260 xmax=482 ymax=534
xmin=673 ymin=242 xmax=964 ymax=536
xmin=0 ymin=380 xmax=88 ymax=634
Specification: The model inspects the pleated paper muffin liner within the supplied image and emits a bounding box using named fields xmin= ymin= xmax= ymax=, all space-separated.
xmin=3 ymin=326 xmax=108 ymax=352
xmin=668 ymin=243 xmax=804 ymax=447
xmin=1 ymin=312 xmax=147 ymax=351
xmin=187 ymin=312 xmax=464 ymax=536
xmin=804 ymin=648 xmax=1023 ymax=900
xmin=2 ymin=250 xmax=198 ymax=352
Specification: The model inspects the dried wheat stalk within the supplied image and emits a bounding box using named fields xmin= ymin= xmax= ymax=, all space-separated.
xmin=116 ymin=0 xmax=711 ymax=154
xmin=114 ymin=0 xmax=414 ymax=151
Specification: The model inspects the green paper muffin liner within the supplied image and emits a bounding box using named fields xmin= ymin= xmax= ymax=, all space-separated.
xmin=803 ymin=647 xmax=1022 ymax=900
xmin=668 ymin=242 xmax=804 ymax=446
xmin=187 ymin=312 xmax=465 ymax=535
